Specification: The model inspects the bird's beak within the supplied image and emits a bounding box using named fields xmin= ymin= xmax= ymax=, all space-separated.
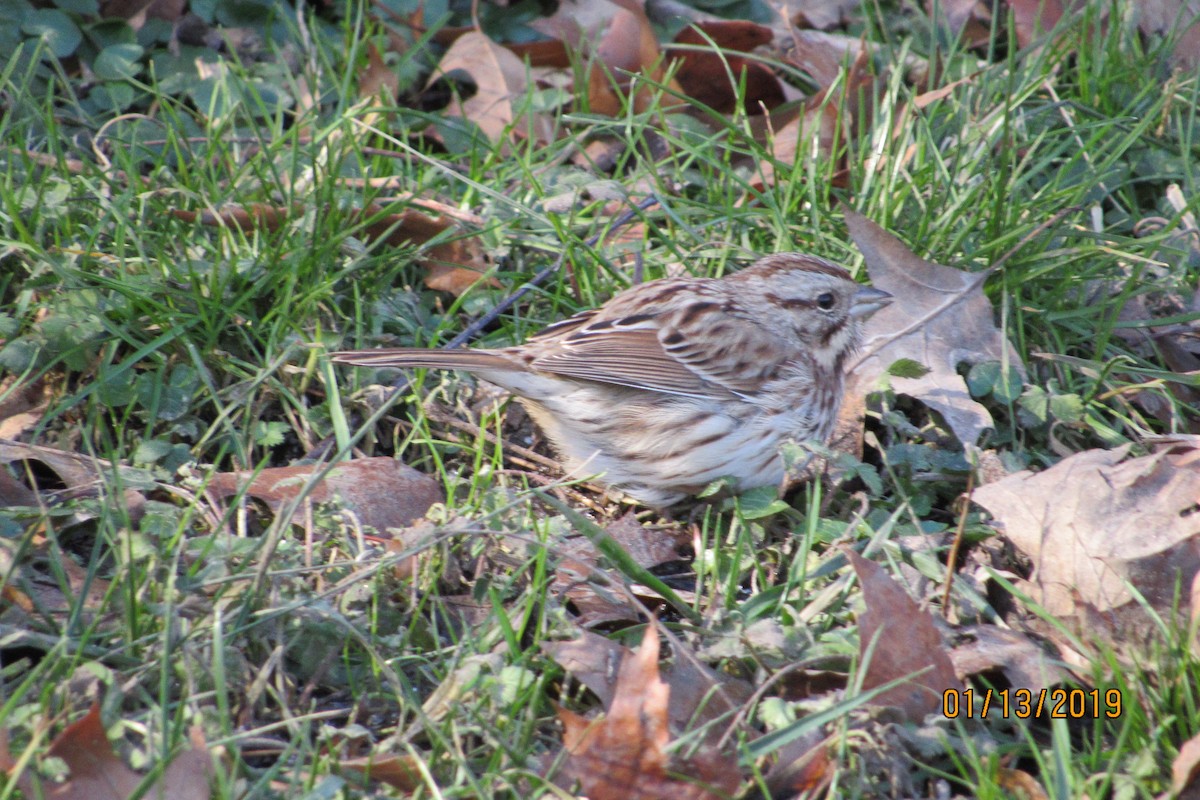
xmin=850 ymin=285 xmax=893 ymax=318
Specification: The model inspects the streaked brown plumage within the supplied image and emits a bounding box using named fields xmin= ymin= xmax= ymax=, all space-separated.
xmin=333 ymin=253 xmax=891 ymax=508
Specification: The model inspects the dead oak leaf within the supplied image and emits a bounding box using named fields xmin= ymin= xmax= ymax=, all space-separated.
xmin=844 ymin=208 xmax=1026 ymax=447
xmin=971 ymin=440 xmax=1200 ymax=621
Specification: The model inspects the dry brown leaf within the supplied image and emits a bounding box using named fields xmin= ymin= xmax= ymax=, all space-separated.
xmin=929 ymin=0 xmax=994 ymax=47
xmin=592 ymin=4 xmax=683 ymax=115
xmin=429 ymin=31 xmax=532 ymax=147
xmin=1170 ymin=732 xmax=1200 ymax=800
xmin=545 ymin=626 xmax=750 ymax=733
xmin=550 ymin=514 xmax=691 ymax=626
xmin=205 ymin=457 xmax=442 ymax=533
xmin=971 ymin=441 xmax=1200 ymax=620
xmin=340 ymin=753 xmax=424 ymax=792
xmin=356 ymin=41 xmax=399 ymax=131
xmin=844 ymin=208 xmax=1026 ymax=447
xmin=0 ymin=376 xmax=48 ymax=440
xmin=1009 ymin=0 xmax=1200 ymax=70
xmin=667 ymin=21 xmax=784 ymax=115
xmin=358 ymin=204 xmax=494 ymax=296
xmin=848 ymin=549 xmax=961 ymax=723
xmin=949 ymin=625 xmax=1069 ymax=694
xmin=997 ymin=767 xmax=1051 ymax=800
xmin=749 ymin=39 xmax=877 ymax=194
xmin=18 ymin=703 xmax=214 ymax=800
xmin=530 ymin=0 xmax=627 ymax=45
xmin=553 ymin=626 xmax=740 ymax=799
xmin=0 ymin=439 xmax=133 ymax=501
xmin=1006 ymin=0 xmax=1067 ymax=49
xmin=762 ymin=735 xmax=836 ymax=798
xmin=532 ymin=0 xmax=683 ymax=116
xmin=360 ymin=42 xmax=399 ymax=101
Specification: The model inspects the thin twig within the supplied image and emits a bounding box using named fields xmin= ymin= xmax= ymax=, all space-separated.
xmin=941 ymin=467 xmax=975 ymax=617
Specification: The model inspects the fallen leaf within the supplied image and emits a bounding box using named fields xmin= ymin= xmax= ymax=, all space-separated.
xmin=997 ymin=767 xmax=1050 ymax=800
xmin=552 ymin=626 xmax=741 ymax=799
xmin=205 ymin=457 xmax=442 ymax=533
xmin=668 ymin=21 xmax=784 ymax=115
xmin=24 ymin=703 xmax=214 ymax=800
xmin=359 ymin=42 xmax=398 ymax=103
xmin=170 ymin=203 xmax=293 ymax=231
xmin=532 ymin=0 xmax=683 ymax=116
xmin=551 ymin=514 xmax=691 ymax=626
xmin=545 ymin=626 xmax=751 ymax=733
xmin=750 ymin=40 xmax=877 ymax=194
xmin=591 ymin=3 xmax=683 ymax=115
xmin=340 ymin=752 xmax=424 ymax=792
xmin=429 ymin=31 xmax=533 ymax=147
xmin=1008 ymin=0 xmax=1067 ymax=49
xmin=1170 ymin=731 xmax=1200 ymax=800
xmin=356 ymin=41 xmax=399 ymax=131
xmin=929 ymin=0 xmax=994 ymax=47
xmin=762 ymin=735 xmax=835 ymax=798
xmin=0 ymin=376 xmax=48 ymax=439
xmin=0 ymin=439 xmax=144 ymax=502
xmin=971 ymin=441 xmax=1200 ymax=621
xmin=848 ymin=549 xmax=962 ymax=723
xmin=771 ymin=0 xmax=861 ymax=30
xmin=844 ymin=207 xmax=1027 ymax=447
xmin=949 ymin=625 xmax=1069 ymax=694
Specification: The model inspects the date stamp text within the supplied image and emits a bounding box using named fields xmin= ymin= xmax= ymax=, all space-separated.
xmin=942 ymin=688 xmax=1122 ymax=719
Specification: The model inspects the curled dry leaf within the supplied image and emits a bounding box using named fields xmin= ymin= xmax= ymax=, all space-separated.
xmin=971 ymin=440 xmax=1200 ymax=624
xmin=927 ymin=0 xmax=994 ymax=47
xmin=848 ymin=549 xmax=961 ymax=723
xmin=0 ymin=376 xmax=48 ymax=440
xmin=844 ymin=207 xmax=1026 ymax=447
xmin=0 ymin=439 xmax=146 ymax=510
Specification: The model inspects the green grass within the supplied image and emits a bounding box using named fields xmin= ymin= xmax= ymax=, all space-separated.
xmin=2 ymin=1 xmax=1200 ymax=798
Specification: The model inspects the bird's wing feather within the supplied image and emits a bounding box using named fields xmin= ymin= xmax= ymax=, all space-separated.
xmin=528 ymin=311 xmax=793 ymax=398
xmin=530 ymin=328 xmax=715 ymax=398
xmin=655 ymin=314 xmax=794 ymax=395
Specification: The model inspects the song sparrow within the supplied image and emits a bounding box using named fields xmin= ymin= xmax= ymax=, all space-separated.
xmin=333 ymin=253 xmax=891 ymax=508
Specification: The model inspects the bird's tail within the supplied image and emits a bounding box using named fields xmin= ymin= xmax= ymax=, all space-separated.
xmin=331 ymin=348 xmax=516 ymax=373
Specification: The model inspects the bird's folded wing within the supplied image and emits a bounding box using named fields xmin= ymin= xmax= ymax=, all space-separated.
xmin=531 ymin=328 xmax=715 ymax=398
xmin=531 ymin=318 xmax=791 ymax=399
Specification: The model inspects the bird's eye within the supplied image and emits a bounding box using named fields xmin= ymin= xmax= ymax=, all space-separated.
xmin=816 ymin=292 xmax=836 ymax=310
